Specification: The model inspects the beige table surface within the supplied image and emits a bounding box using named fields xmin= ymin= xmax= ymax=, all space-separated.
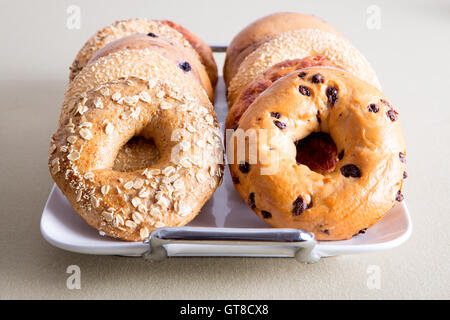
xmin=0 ymin=0 xmax=449 ymax=299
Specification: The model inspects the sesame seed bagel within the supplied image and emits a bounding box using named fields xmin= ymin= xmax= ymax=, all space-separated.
xmin=69 ymin=18 xmax=217 ymax=89
xmin=223 ymin=12 xmax=343 ymax=87
xmin=88 ymin=34 xmax=214 ymax=101
xmin=227 ymin=29 xmax=381 ymax=107
xmin=227 ymin=68 xmax=406 ymax=240
xmin=49 ymin=49 xmax=223 ymax=241
xmin=225 ymin=56 xmax=342 ymax=129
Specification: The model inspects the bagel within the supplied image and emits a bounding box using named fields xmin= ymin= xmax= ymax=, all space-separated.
xmin=223 ymin=12 xmax=343 ymax=87
xmin=227 ymin=28 xmax=381 ymax=107
xmin=49 ymin=24 xmax=223 ymax=241
xmin=226 ymin=56 xmax=342 ymax=129
xmin=88 ymin=34 xmax=214 ymax=101
xmin=158 ymin=19 xmax=218 ymax=87
xmin=69 ymin=18 xmax=218 ymax=88
xmin=227 ymin=67 xmax=406 ymax=240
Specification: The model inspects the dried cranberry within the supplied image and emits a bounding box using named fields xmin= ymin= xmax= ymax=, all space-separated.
xmin=274 ymin=120 xmax=287 ymax=130
xmin=261 ymin=210 xmax=272 ymax=219
xmin=292 ymin=196 xmax=308 ymax=216
xmin=396 ymin=190 xmax=404 ymax=202
xmin=238 ymin=162 xmax=250 ymax=173
xmin=387 ymin=109 xmax=398 ymax=121
xmin=178 ymin=61 xmax=191 ymax=72
xmin=298 ymin=71 xmax=307 ymax=78
xmin=326 ymin=87 xmax=338 ymax=107
xmin=368 ymin=103 xmax=379 ymax=113
xmin=403 ymin=171 xmax=408 ymax=179
xmin=311 ymin=73 xmax=324 ymax=83
xmin=248 ymin=192 xmax=256 ymax=209
xmin=340 ymin=164 xmax=361 ymax=178
xmin=270 ymin=112 xmax=281 ymax=119
xmin=299 ymin=85 xmax=312 ymax=96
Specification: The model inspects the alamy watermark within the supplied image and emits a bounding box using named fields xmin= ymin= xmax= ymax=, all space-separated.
xmin=66 ymin=265 xmax=81 ymax=289
xmin=366 ymin=265 xmax=381 ymax=289
xmin=366 ymin=5 xmax=381 ymax=30
xmin=66 ymin=5 xmax=81 ymax=30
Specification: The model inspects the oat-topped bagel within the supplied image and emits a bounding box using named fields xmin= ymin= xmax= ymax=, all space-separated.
xmin=227 ymin=28 xmax=381 ymax=107
xmin=49 ymin=46 xmax=223 ymax=241
xmin=69 ymin=18 xmax=217 ymax=88
xmin=88 ymin=34 xmax=214 ymax=101
xmin=227 ymin=68 xmax=406 ymax=240
xmin=226 ymin=56 xmax=342 ymax=129
xmin=223 ymin=12 xmax=343 ymax=87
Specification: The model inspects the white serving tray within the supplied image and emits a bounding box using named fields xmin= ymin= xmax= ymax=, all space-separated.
xmin=40 ymin=65 xmax=412 ymax=263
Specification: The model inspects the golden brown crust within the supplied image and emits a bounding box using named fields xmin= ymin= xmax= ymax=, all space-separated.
xmin=226 ymin=56 xmax=342 ymax=129
xmin=223 ymin=12 xmax=343 ymax=87
xmin=50 ymin=49 xmax=224 ymax=241
xmin=227 ymin=68 xmax=406 ymax=240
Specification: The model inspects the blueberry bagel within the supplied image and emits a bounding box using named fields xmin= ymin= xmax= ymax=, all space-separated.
xmin=227 ymin=68 xmax=406 ymax=240
xmin=49 ymin=23 xmax=223 ymax=241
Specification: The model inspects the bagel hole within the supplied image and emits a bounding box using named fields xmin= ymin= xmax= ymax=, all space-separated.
xmin=112 ymin=136 xmax=160 ymax=172
xmin=295 ymin=132 xmax=339 ymax=175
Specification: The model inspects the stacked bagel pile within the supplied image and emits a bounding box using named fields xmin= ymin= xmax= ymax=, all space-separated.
xmin=48 ymin=19 xmax=223 ymax=241
xmin=225 ymin=13 xmax=407 ymax=240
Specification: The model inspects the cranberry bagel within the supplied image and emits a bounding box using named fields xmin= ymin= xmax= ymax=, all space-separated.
xmin=227 ymin=68 xmax=406 ymax=240
xmin=225 ymin=56 xmax=342 ymax=129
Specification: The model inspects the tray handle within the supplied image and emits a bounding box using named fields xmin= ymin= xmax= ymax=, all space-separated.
xmin=210 ymin=44 xmax=227 ymax=52
xmin=142 ymin=227 xmax=319 ymax=263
